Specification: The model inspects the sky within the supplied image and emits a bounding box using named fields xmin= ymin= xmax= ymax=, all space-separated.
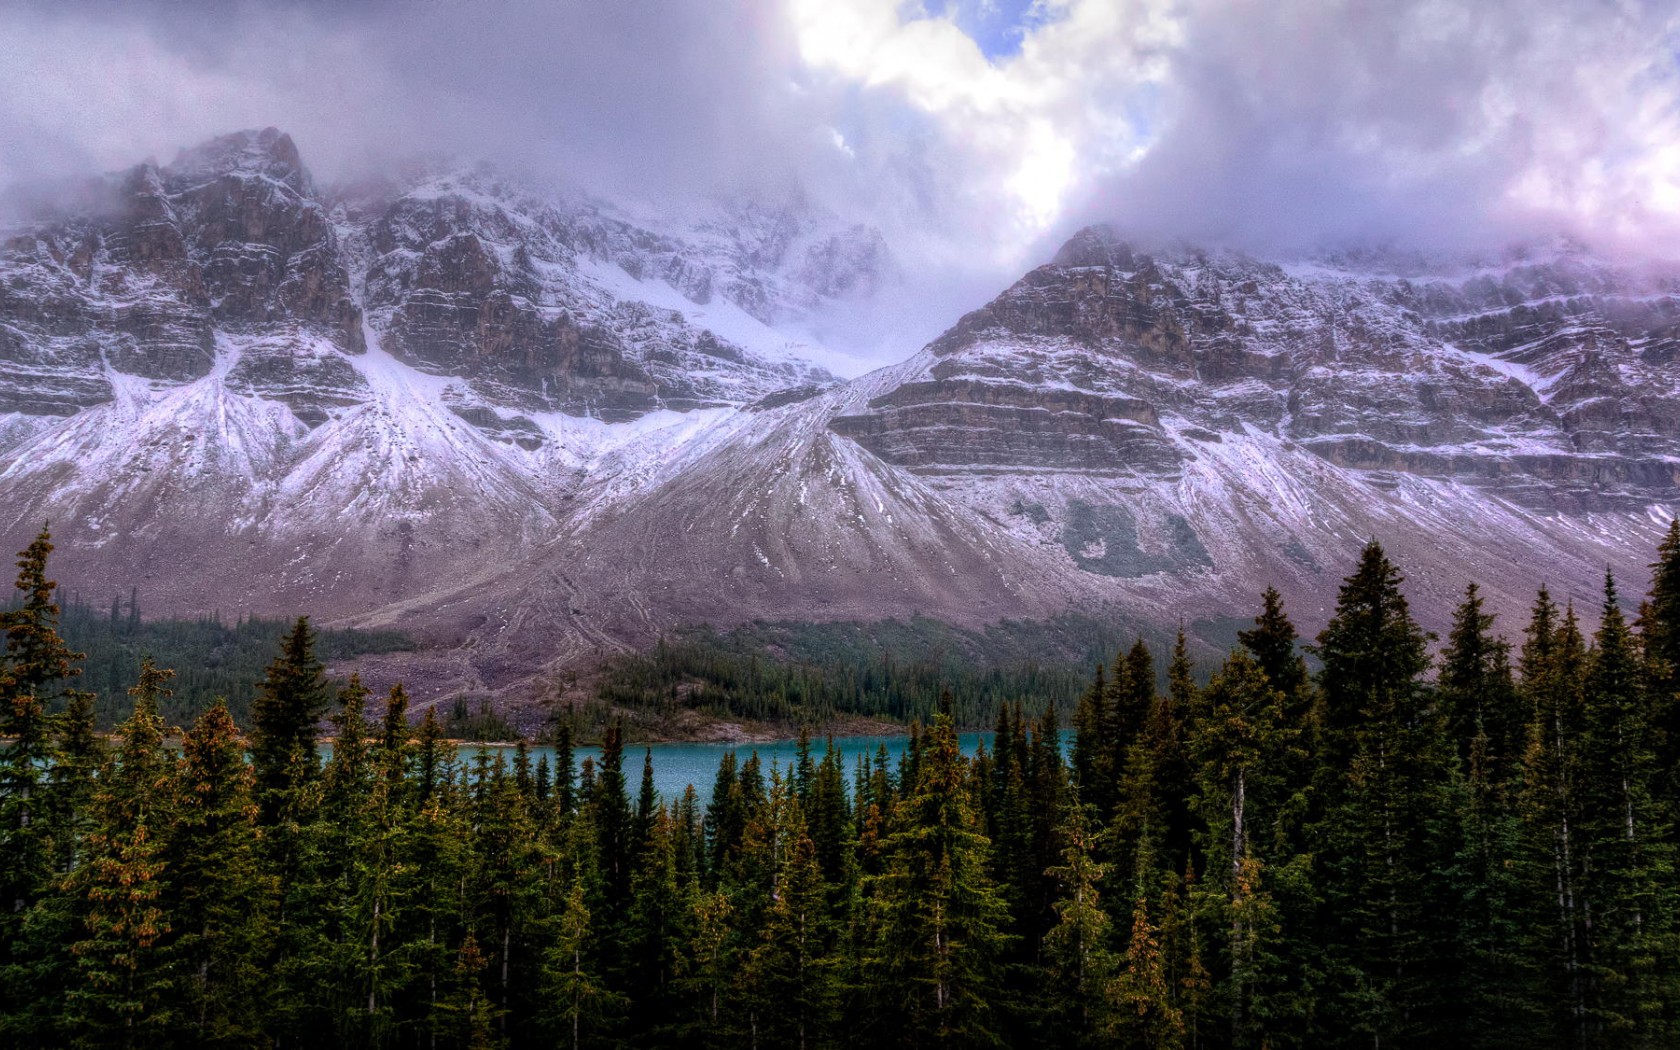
xmin=3 ymin=0 xmax=1679 ymax=362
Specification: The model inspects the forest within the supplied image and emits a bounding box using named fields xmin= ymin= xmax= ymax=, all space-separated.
xmin=3 ymin=523 xmax=1680 ymax=1048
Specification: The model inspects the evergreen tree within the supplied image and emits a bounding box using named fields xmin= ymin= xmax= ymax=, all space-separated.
xmin=1518 ymin=591 xmax=1594 ymax=1043
xmin=1239 ymin=586 xmax=1308 ymax=700
xmin=435 ymin=933 xmax=503 ymax=1050
xmin=64 ymin=660 xmax=177 ymax=1048
xmin=1071 ymin=664 xmax=1112 ymax=815
xmin=622 ymin=809 xmax=688 ymax=1037
xmin=1438 ymin=583 xmax=1524 ymax=782
xmin=249 ymin=617 xmax=330 ymax=827
xmin=1577 ymin=573 xmax=1679 ymax=1041
xmin=1 ymin=527 xmax=82 ymax=972
xmin=1189 ymin=649 xmax=1294 ymax=1048
xmin=1640 ymin=520 xmax=1680 ymax=790
xmin=741 ymin=820 xmax=835 ymax=1048
xmin=540 ymin=879 xmax=620 ymax=1048
xmin=166 ymin=698 xmax=270 ymax=1048
xmin=1108 ymin=848 xmax=1185 ymax=1050
xmin=1041 ymin=792 xmax=1116 ymax=1045
xmin=1310 ymin=541 xmax=1447 ymax=1044
xmin=591 ymin=724 xmax=632 ymax=916
xmin=865 ymin=695 xmax=1011 ymax=1047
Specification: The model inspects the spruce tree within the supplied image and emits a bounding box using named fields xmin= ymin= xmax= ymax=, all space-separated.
xmin=1108 ymin=842 xmax=1185 ymax=1049
xmin=167 ymin=698 xmax=270 ymax=1047
xmin=1641 ymin=521 xmax=1680 ymax=776
xmin=64 ymin=660 xmax=177 ymax=1048
xmin=1518 ymin=592 xmax=1594 ymax=1042
xmin=740 ymin=810 xmax=835 ymax=1048
xmin=865 ymin=695 xmax=1011 ymax=1047
xmin=1239 ymin=586 xmax=1307 ymax=699
xmin=1310 ymin=540 xmax=1447 ymax=1044
xmin=540 ymin=879 xmax=620 ymax=1048
xmin=622 ymin=808 xmax=688 ymax=1037
xmin=1041 ymin=792 xmax=1116 ymax=1045
xmin=1 ymin=527 xmax=82 ymax=964
xmin=249 ymin=617 xmax=330 ymax=828
xmin=1577 ymin=573 xmax=1678 ymax=1040
xmin=1189 ymin=649 xmax=1293 ymax=1048
xmin=1438 ymin=583 xmax=1524 ymax=782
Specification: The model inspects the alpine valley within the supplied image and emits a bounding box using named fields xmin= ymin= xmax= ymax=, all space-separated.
xmin=4 ymin=129 xmax=1677 ymax=703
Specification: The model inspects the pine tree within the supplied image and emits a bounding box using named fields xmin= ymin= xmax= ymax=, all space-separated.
xmin=622 ymin=808 xmax=688 ymax=1037
xmin=632 ymin=749 xmax=658 ymax=859
xmin=865 ymin=695 xmax=1012 ymax=1047
xmin=399 ymin=790 xmax=472 ymax=1047
xmin=1438 ymin=583 xmax=1524 ymax=782
xmin=1577 ymin=572 xmax=1679 ymax=1040
xmin=166 ymin=697 xmax=270 ymax=1048
xmin=249 ymin=617 xmax=330 ymax=828
xmin=331 ymin=689 xmax=416 ymax=1046
xmin=1518 ymin=591 xmax=1594 ymax=1043
xmin=4 ymin=526 xmax=83 ymax=698
xmin=1041 ymin=792 xmax=1116 ymax=1045
xmin=591 ymin=724 xmax=632 ymax=916
xmin=1 ymin=527 xmax=83 ymax=970
xmin=465 ymin=751 xmax=546 ymax=1044
xmin=1189 ymin=649 xmax=1294 ymax=1048
xmin=1640 ymin=520 xmax=1680 ymax=790
xmin=540 ymin=879 xmax=620 ymax=1048
xmin=552 ymin=722 xmax=575 ymax=819
xmin=436 ymin=933 xmax=503 ymax=1050
xmin=1310 ymin=540 xmax=1447 ymax=1044
xmin=64 ymin=660 xmax=177 ymax=1048
xmin=741 ymin=823 xmax=835 ymax=1049
xmin=1072 ymin=664 xmax=1112 ymax=815
xmin=0 ymin=532 xmax=93 ymax=1043
xmin=1239 ymin=586 xmax=1307 ymax=700
xmin=1107 ymin=852 xmax=1185 ymax=1049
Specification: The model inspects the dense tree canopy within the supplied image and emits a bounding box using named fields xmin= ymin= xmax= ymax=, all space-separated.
xmin=3 ymin=527 xmax=1680 ymax=1047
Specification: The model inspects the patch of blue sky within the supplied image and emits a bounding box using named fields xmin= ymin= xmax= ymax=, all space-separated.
xmin=928 ymin=0 xmax=1061 ymax=61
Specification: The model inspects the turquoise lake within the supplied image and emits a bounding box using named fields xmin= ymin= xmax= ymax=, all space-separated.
xmin=456 ymin=732 xmax=1071 ymax=808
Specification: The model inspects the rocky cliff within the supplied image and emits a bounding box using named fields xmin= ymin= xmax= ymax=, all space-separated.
xmin=2 ymin=134 xmax=1676 ymax=700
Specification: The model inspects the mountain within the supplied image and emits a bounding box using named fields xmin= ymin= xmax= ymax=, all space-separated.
xmin=3 ymin=130 xmax=1676 ymax=701
xmin=0 ymin=129 xmax=877 ymax=654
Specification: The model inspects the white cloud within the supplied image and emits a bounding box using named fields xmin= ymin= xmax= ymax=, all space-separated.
xmin=4 ymin=0 xmax=1680 ymax=362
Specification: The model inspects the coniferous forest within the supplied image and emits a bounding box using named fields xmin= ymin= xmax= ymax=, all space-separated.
xmin=4 ymin=525 xmax=1680 ymax=1049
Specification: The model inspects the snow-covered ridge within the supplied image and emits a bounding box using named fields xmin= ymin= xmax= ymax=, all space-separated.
xmin=4 ymin=147 xmax=1680 ymax=696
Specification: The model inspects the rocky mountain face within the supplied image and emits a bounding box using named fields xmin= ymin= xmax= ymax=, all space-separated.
xmin=2 ymin=132 xmax=1676 ymax=699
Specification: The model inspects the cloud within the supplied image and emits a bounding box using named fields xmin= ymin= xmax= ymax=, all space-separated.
xmin=1076 ymin=0 xmax=1680 ymax=255
xmin=0 ymin=1 xmax=825 ymax=199
xmin=3 ymin=0 xmax=1679 ymax=363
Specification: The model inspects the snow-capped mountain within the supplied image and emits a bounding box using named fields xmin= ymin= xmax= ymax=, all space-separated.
xmin=2 ymin=131 xmax=1676 ymax=696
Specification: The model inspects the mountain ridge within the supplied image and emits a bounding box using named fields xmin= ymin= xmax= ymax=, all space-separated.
xmin=3 ymin=131 xmax=1676 ymax=704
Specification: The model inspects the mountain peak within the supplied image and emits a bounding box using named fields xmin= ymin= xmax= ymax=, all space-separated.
xmin=166 ymin=127 xmax=311 ymax=195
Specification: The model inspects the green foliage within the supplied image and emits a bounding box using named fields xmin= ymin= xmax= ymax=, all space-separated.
xmin=595 ymin=613 xmax=1176 ymax=729
xmin=3 ymin=529 xmax=1680 ymax=1048
xmin=3 ymin=590 xmax=413 ymax=729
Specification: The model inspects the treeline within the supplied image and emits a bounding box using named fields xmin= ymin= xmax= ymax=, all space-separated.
xmin=4 ymin=589 xmax=412 ymax=728
xmin=597 ymin=614 xmax=1156 ymax=729
xmin=5 ymin=524 xmax=1680 ymax=1047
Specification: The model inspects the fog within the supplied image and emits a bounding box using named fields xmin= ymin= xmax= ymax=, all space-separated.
xmin=4 ymin=0 xmax=1677 ymax=364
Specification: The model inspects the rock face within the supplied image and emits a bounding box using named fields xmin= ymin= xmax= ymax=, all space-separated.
xmin=3 ymin=136 xmax=1678 ymax=698
xmin=0 ymin=130 xmax=875 ymax=646
xmin=0 ymin=128 xmax=362 ymax=420
xmin=354 ymin=170 xmax=853 ymax=423
xmin=834 ymin=229 xmax=1680 ymax=508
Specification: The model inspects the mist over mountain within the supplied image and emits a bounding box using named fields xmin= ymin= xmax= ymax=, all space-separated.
xmin=1 ymin=126 xmax=1675 ymax=704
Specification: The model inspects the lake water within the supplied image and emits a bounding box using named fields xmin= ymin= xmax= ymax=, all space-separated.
xmin=457 ymin=732 xmax=1068 ymax=808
